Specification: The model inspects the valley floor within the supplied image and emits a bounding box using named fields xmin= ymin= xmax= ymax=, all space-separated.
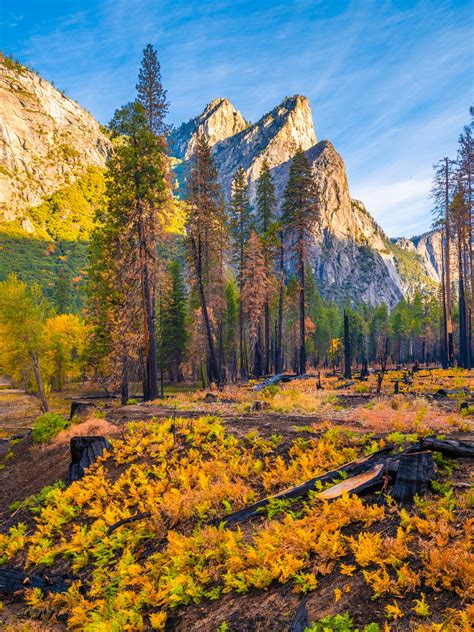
xmin=0 ymin=369 xmax=472 ymax=630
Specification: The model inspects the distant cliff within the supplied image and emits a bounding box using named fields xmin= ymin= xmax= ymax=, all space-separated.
xmin=0 ymin=57 xmax=109 ymax=228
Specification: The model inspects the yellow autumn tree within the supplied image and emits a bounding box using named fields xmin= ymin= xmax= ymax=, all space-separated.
xmin=0 ymin=275 xmax=50 ymax=411
xmin=44 ymin=313 xmax=88 ymax=390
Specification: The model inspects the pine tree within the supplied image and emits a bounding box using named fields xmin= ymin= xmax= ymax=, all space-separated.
xmin=431 ymin=157 xmax=456 ymax=367
xmin=457 ymin=109 xmax=474 ymax=364
xmin=282 ymin=150 xmax=320 ymax=374
xmin=229 ymin=167 xmax=252 ymax=380
xmin=255 ymin=158 xmax=277 ymax=374
xmin=136 ymin=44 xmax=170 ymax=137
xmin=162 ymin=260 xmax=188 ymax=381
xmin=241 ymin=230 xmax=268 ymax=376
xmin=185 ymin=133 xmax=224 ymax=386
xmin=89 ymin=101 xmax=169 ymax=402
xmin=224 ymin=277 xmax=238 ymax=381
xmin=451 ymin=185 xmax=470 ymax=367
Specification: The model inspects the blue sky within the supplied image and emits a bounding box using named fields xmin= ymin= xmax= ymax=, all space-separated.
xmin=1 ymin=0 xmax=472 ymax=236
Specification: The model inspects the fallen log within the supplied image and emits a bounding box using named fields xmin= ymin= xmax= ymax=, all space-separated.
xmin=318 ymin=463 xmax=385 ymax=500
xmin=253 ymin=373 xmax=314 ymax=391
xmin=253 ymin=374 xmax=291 ymax=391
xmin=419 ymin=437 xmax=474 ymax=459
xmin=289 ymin=599 xmax=310 ymax=632
xmin=335 ymin=380 xmax=355 ymax=390
xmin=0 ymin=568 xmax=69 ymax=595
xmin=217 ymin=446 xmax=394 ymax=526
xmin=107 ymin=511 xmax=151 ymax=535
xmin=69 ymin=436 xmax=111 ymax=484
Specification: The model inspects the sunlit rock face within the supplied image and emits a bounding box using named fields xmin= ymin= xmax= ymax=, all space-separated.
xmin=0 ymin=61 xmax=438 ymax=307
xmin=172 ymin=94 xmax=437 ymax=306
xmin=395 ymin=230 xmax=443 ymax=283
xmin=0 ymin=61 xmax=109 ymax=221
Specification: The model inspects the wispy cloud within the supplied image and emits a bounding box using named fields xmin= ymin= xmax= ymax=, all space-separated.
xmin=3 ymin=0 xmax=472 ymax=237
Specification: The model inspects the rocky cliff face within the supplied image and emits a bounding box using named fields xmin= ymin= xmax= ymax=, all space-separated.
xmin=0 ymin=59 xmax=109 ymax=225
xmin=0 ymin=60 xmax=438 ymax=306
xmin=395 ymin=230 xmax=443 ymax=283
xmin=171 ymin=97 xmax=248 ymax=162
xmin=172 ymin=95 xmax=431 ymax=306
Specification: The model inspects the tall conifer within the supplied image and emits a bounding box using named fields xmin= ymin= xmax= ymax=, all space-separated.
xmin=229 ymin=167 xmax=252 ymax=380
xmin=282 ymin=150 xmax=320 ymax=374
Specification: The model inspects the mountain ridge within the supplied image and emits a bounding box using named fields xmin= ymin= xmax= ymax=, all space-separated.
xmin=172 ymin=95 xmax=439 ymax=304
xmin=0 ymin=60 xmax=441 ymax=305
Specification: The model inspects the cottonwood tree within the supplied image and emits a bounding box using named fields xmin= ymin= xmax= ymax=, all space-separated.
xmin=282 ymin=150 xmax=320 ymax=374
xmin=185 ymin=133 xmax=224 ymax=386
xmin=44 ymin=313 xmax=87 ymax=391
xmin=229 ymin=167 xmax=253 ymax=380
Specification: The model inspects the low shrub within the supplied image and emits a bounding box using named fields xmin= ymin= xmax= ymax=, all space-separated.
xmin=32 ymin=413 xmax=69 ymax=443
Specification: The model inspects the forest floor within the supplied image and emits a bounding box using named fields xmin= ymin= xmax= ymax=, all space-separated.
xmin=0 ymin=368 xmax=472 ymax=631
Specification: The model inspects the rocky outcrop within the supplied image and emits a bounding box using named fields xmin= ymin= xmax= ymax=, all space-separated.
xmin=0 ymin=60 xmax=109 ymax=222
xmin=172 ymin=95 xmax=317 ymax=200
xmin=172 ymin=95 xmax=412 ymax=305
xmin=170 ymin=97 xmax=248 ymax=162
xmin=395 ymin=230 xmax=443 ymax=283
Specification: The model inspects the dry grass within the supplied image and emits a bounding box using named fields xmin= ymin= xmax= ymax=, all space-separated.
xmin=50 ymin=416 xmax=120 ymax=446
xmin=348 ymin=395 xmax=472 ymax=433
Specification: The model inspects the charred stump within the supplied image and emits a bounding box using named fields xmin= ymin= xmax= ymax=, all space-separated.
xmin=69 ymin=436 xmax=111 ymax=484
xmin=392 ymin=451 xmax=435 ymax=502
xmin=70 ymin=400 xmax=98 ymax=420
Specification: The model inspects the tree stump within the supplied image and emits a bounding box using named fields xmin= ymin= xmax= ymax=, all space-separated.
xmin=204 ymin=393 xmax=218 ymax=403
xmin=70 ymin=400 xmax=98 ymax=420
xmin=394 ymin=380 xmax=399 ymax=394
xmin=250 ymin=400 xmax=270 ymax=412
xmin=392 ymin=451 xmax=435 ymax=502
xmin=69 ymin=436 xmax=111 ymax=484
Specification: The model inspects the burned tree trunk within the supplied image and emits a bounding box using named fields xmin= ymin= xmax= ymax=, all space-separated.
xmin=69 ymin=436 xmax=111 ymax=484
xmin=0 ymin=568 xmax=69 ymax=595
xmin=392 ymin=452 xmax=435 ymax=502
